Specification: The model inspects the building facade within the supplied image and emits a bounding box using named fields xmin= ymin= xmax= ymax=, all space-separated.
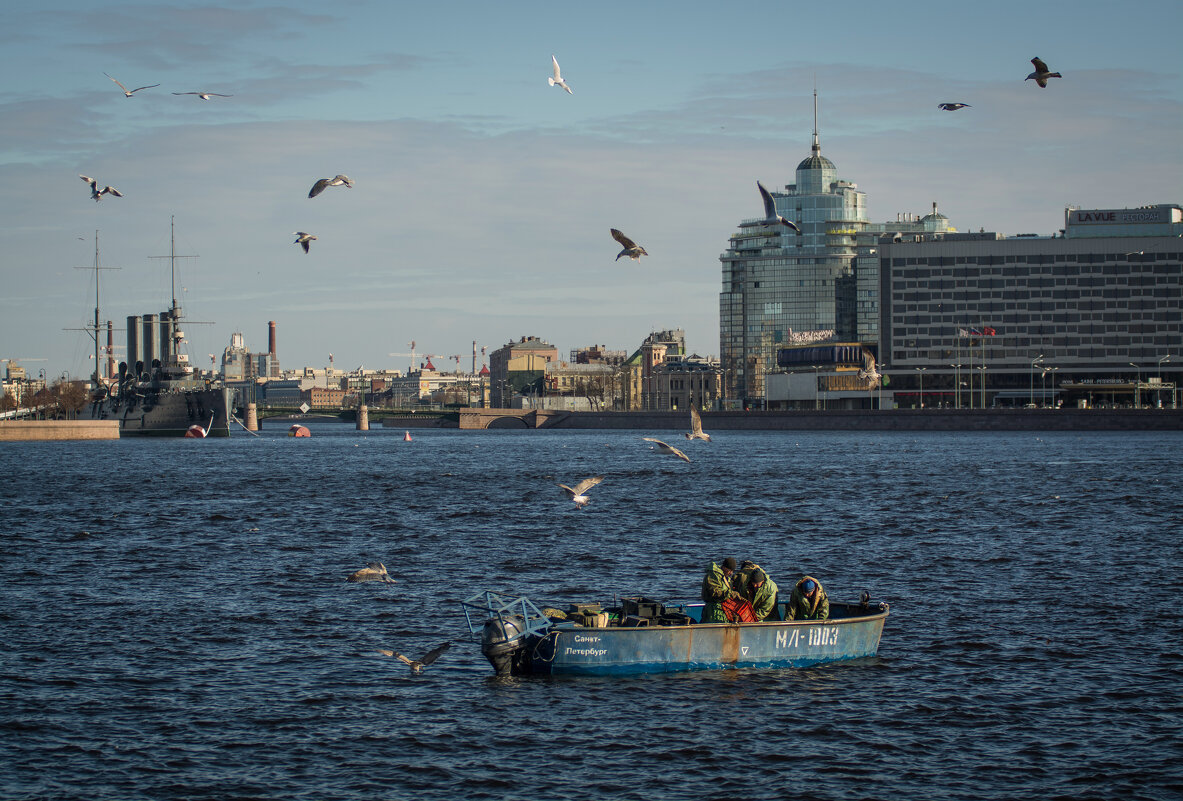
xmin=487 ymin=336 xmax=558 ymax=407
xmin=719 ymin=93 xmax=867 ymax=407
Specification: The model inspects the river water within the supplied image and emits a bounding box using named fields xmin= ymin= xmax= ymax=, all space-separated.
xmin=2 ymin=424 xmax=1180 ymax=800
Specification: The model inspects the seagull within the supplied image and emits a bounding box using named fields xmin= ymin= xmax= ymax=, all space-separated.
xmin=103 ymin=72 xmax=159 ymax=97
xmin=610 ymin=229 xmax=648 ymax=261
xmin=857 ymin=347 xmax=880 ymax=390
xmin=293 ymin=231 xmax=317 ymax=253
xmin=548 ymin=55 xmax=572 ymax=94
xmin=757 ymin=181 xmax=800 ymax=233
xmin=308 ymin=174 xmax=354 ymax=198
xmin=79 ymin=175 xmax=123 ymax=201
xmin=558 ymin=475 xmax=604 ymax=508
xmin=643 ymin=437 xmax=691 ymax=463
xmin=347 ymin=562 xmax=394 ymax=583
xmin=685 ymin=407 xmax=711 ymax=442
xmin=381 ymin=642 xmax=451 ymax=673
xmin=1026 ymin=57 xmax=1062 ymax=88
xmin=937 ymin=103 xmax=971 ymax=111
xmin=172 ymin=91 xmax=233 ymax=100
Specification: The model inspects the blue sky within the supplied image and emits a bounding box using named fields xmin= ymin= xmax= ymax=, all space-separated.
xmin=2 ymin=0 xmax=1180 ymax=380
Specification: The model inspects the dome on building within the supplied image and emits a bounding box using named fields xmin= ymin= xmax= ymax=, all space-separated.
xmin=797 ymin=153 xmax=836 ymax=172
xmin=921 ymin=202 xmax=947 ymax=223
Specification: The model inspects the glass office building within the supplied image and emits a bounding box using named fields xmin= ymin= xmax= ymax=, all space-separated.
xmin=719 ymin=94 xmax=867 ymax=406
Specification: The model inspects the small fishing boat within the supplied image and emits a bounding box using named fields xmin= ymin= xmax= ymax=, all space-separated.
xmin=461 ymin=590 xmax=889 ymax=676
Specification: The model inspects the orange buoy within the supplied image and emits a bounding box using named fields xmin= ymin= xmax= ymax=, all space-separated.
xmin=288 ymin=424 xmax=311 ymax=437
xmin=403 ymin=430 xmax=412 ymax=441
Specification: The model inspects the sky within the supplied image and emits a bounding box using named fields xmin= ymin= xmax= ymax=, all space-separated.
xmin=2 ymin=0 xmax=1181 ymax=382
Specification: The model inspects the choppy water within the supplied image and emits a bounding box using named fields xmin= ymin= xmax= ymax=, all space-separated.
xmin=2 ymin=424 xmax=1181 ymax=800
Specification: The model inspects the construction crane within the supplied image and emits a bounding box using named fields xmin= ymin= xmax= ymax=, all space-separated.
xmin=387 ymin=341 xmax=417 ymax=373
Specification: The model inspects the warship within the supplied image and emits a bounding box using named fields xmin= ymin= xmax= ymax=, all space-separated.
xmin=85 ymin=220 xmax=229 ymax=437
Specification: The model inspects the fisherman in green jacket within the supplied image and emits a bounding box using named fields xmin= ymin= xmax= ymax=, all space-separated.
xmin=701 ymin=558 xmax=739 ymax=623
xmin=786 ymin=575 xmax=829 ymax=621
xmin=745 ymin=568 xmax=780 ymax=621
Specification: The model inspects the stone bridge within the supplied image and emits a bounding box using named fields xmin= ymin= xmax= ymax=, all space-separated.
xmin=457 ymin=408 xmax=572 ymax=429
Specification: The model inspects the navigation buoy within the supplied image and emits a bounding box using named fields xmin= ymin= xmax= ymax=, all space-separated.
xmin=288 ymin=424 xmax=311 ymax=438
xmin=403 ymin=431 xmax=412 ymax=442
xmin=184 ymin=424 xmax=207 ymax=438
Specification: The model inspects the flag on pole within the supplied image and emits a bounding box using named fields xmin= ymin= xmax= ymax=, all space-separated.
xmin=958 ymin=328 xmax=969 ymax=337
xmin=983 ymin=327 xmax=997 ymax=336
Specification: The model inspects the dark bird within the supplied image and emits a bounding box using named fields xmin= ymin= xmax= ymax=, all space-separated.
xmin=79 ymin=174 xmax=123 ymax=201
xmin=938 ymin=103 xmax=971 ymax=111
xmin=757 ymin=181 xmax=800 ymax=233
xmin=610 ymin=228 xmax=648 ymax=261
xmin=643 ymin=437 xmax=691 ymax=463
xmin=172 ymin=91 xmax=233 ymax=100
xmin=308 ymin=175 xmax=353 ymax=198
xmin=1026 ymin=57 xmax=1062 ymax=88
xmin=293 ymin=231 xmax=317 ymax=253
xmin=103 ymin=72 xmax=159 ymax=97
xmin=382 ymin=642 xmax=451 ymax=673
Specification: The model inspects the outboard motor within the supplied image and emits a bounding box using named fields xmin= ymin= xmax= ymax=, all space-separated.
xmin=481 ymin=615 xmax=528 ymax=676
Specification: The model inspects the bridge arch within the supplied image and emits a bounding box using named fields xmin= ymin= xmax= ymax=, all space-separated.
xmin=485 ymin=415 xmax=529 ymax=429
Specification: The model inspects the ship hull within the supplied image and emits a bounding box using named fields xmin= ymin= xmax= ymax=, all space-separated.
xmin=90 ymin=386 xmax=230 ymax=437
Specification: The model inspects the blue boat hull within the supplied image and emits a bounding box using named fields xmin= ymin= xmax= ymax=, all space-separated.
xmin=524 ymin=602 xmax=888 ymax=676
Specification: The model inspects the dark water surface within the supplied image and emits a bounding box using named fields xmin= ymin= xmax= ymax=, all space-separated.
xmin=2 ymin=425 xmax=1181 ymax=800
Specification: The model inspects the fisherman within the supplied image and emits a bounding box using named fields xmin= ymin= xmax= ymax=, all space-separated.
xmin=745 ymin=568 xmax=780 ymax=622
xmin=701 ymin=558 xmax=740 ymax=623
xmin=786 ymin=576 xmax=829 ymax=621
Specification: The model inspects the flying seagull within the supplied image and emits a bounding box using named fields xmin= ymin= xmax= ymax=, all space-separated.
xmin=558 ymin=475 xmax=604 ymax=508
xmin=857 ymin=347 xmax=880 ymax=390
xmin=293 ymin=231 xmax=317 ymax=253
xmin=685 ymin=407 xmax=711 ymax=442
xmin=757 ymin=181 xmax=800 ymax=233
xmin=610 ymin=229 xmax=648 ymax=261
xmin=79 ymin=174 xmax=123 ymax=201
xmin=938 ymin=103 xmax=971 ymax=111
xmin=548 ymin=55 xmax=572 ymax=94
xmin=103 ymin=72 xmax=159 ymax=97
xmin=347 ymin=562 xmax=393 ymax=583
xmin=308 ymin=175 xmax=353 ymax=198
xmin=172 ymin=91 xmax=233 ymax=100
xmin=381 ymin=642 xmax=451 ymax=673
xmin=1026 ymin=57 xmax=1062 ymax=88
xmin=643 ymin=437 xmax=691 ymax=463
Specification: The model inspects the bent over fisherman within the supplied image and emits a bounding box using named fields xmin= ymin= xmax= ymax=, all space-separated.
xmin=701 ymin=558 xmax=740 ymax=623
xmin=786 ymin=575 xmax=829 ymax=621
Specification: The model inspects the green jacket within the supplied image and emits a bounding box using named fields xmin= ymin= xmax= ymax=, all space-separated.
xmin=786 ymin=575 xmax=829 ymax=621
xmin=748 ymin=576 xmax=779 ymax=621
xmin=701 ymin=562 xmax=738 ymax=623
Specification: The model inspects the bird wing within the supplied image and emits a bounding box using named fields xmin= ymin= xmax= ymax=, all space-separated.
xmin=642 ymin=437 xmax=667 ymax=447
xmin=419 ymin=642 xmax=451 ymax=665
xmin=173 ymin=92 xmax=198 ymax=96
xmin=103 ymin=186 xmax=123 ymax=197
xmin=309 ymin=178 xmax=329 ymax=198
xmin=333 ymin=174 xmax=353 ymax=187
xmin=1031 ymin=57 xmax=1049 ymax=74
xmin=571 ymin=475 xmax=604 ymax=496
xmin=690 ymin=407 xmax=703 ymax=435
xmin=130 ymin=84 xmax=160 ymax=94
xmin=757 ymin=181 xmax=776 ymax=218
xmin=557 ymin=483 xmax=577 ymax=498
xmin=394 ymin=653 xmax=415 ymax=666
xmin=861 ymin=347 xmax=876 ymax=372
xmin=103 ymin=73 xmax=128 ymax=92
xmin=551 ymin=55 xmax=562 ymax=81
xmin=669 ymin=445 xmax=691 ymax=462
xmin=780 ymin=218 xmax=801 ymax=234
xmin=80 ymin=175 xmax=96 ymax=187
xmin=378 ymin=649 xmax=395 ymax=657
xmin=610 ymin=228 xmax=637 ymax=249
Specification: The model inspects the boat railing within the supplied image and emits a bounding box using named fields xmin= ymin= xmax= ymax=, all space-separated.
xmin=461 ymin=591 xmax=553 ymax=640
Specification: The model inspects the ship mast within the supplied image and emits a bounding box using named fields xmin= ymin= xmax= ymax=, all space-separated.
xmin=70 ymin=231 xmax=119 ymax=386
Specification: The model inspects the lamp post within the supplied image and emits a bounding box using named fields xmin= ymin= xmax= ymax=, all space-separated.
xmin=1030 ymin=354 xmax=1044 ymax=407
xmin=978 ymin=364 xmax=987 ymax=408
xmin=1159 ymin=354 xmax=1172 ymax=408
xmin=950 ymin=364 xmax=961 ymax=409
xmin=877 ymin=364 xmax=887 ymax=410
xmin=812 ymin=365 xmax=820 ymax=410
xmin=914 ymin=367 xmax=927 ymax=409
xmin=1129 ymin=362 xmax=1141 ymax=407
xmin=1045 ymin=367 xmax=1060 ymax=407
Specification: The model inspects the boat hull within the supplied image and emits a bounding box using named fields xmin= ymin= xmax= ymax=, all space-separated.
xmin=90 ymin=387 xmax=230 ymax=437
xmin=524 ymin=602 xmax=888 ymax=676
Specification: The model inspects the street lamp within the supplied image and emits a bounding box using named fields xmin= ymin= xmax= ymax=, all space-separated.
xmin=877 ymin=364 xmax=887 ymax=410
xmin=978 ymin=364 xmax=987 ymax=408
xmin=1030 ymin=354 xmax=1044 ymax=407
xmin=1159 ymin=355 xmax=1172 ymax=409
xmin=914 ymin=367 xmax=927 ymax=409
xmin=950 ymin=364 xmax=961 ymax=409
xmin=1045 ymin=367 xmax=1060 ymax=407
xmin=1129 ymin=362 xmax=1141 ymax=407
